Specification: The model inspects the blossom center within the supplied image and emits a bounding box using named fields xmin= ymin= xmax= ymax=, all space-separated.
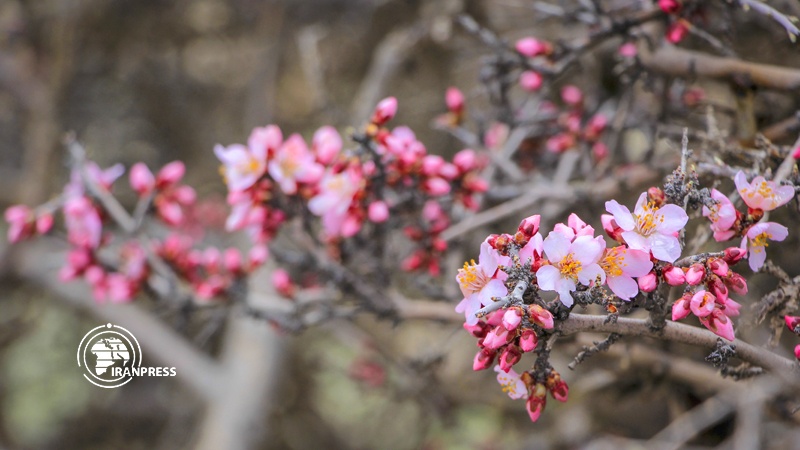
xmin=600 ymin=249 xmax=625 ymax=278
xmin=751 ymin=232 xmax=770 ymax=249
xmin=500 ymin=379 xmax=520 ymax=396
xmin=558 ymin=253 xmax=582 ymax=279
xmin=458 ymin=259 xmax=489 ymax=295
xmin=755 ymin=181 xmax=773 ymax=199
xmin=634 ymin=201 xmax=664 ymax=235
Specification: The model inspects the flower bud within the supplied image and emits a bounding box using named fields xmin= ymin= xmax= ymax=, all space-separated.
xmin=272 ymin=269 xmax=294 ymax=298
xmin=367 ymin=201 xmax=390 ymax=223
xmin=545 ymin=372 xmax=569 ymax=402
xmin=515 ymin=37 xmax=551 ymax=57
xmin=156 ymin=161 xmax=185 ymax=187
xmin=647 ymin=187 xmax=666 ymax=208
xmin=795 ymin=344 xmax=800 ymax=360
xmin=371 ymin=97 xmax=397 ymax=126
xmin=528 ymin=304 xmax=554 ymax=329
xmin=663 ymin=265 xmax=686 ymax=286
xmin=453 ymin=149 xmax=479 ymax=173
xmin=223 ymin=248 xmax=242 ymax=273
xmin=666 ymin=21 xmax=689 ymax=44
xmin=722 ymin=298 xmax=741 ymax=317
xmin=690 ymin=290 xmax=715 ymax=318
xmin=601 ymin=214 xmax=624 ymax=242
xmin=473 ymin=349 xmax=496 ymax=371
xmin=526 ymin=384 xmax=547 ymax=422
xmin=708 ymin=276 xmax=729 ymax=303
xmin=723 ymin=247 xmax=745 ymax=264
xmin=519 ymin=71 xmax=543 ymax=92
xmin=685 ymin=264 xmax=705 ymax=285
xmin=786 ymin=316 xmax=800 ymax=334
xmin=130 ymin=163 xmax=156 ymax=195
xmin=483 ymin=325 xmax=513 ymax=350
xmin=638 ymin=272 xmax=658 ymax=292
xmin=502 ymin=308 xmax=523 ymax=331
xmin=445 ymin=87 xmax=464 ymax=114
xmin=708 ymin=258 xmax=729 ymax=277
xmin=560 ymin=85 xmax=583 ymax=105
xmin=36 ymin=213 xmax=54 ymax=235
xmin=672 ymin=293 xmax=692 ymax=321
xmin=659 ymin=0 xmax=682 ymax=14
xmin=463 ymin=321 xmax=489 ymax=338
xmin=518 ymin=215 xmax=541 ymax=239
xmin=519 ymin=329 xmax=538 ymax=352
xmin=499 ymin=345 xmax=522 ymax=372
xmin=725 ymin=272 xmax=748 ymax=295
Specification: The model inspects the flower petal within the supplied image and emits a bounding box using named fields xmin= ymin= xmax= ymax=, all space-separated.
xmin=649 ymin=233 xmax=682 ymax=263
xmin=536 ymin=265 xmax=560 ymax=291
xmin=605 ymin=200 xmax=635 ymax=230
xmin=578 ymin=263 xmax=605 ymax=285
xmin=620 ymin=248 xmax=653 ymax=277
xmin=654 ymin=204 xmax=688 ymax=234
xmin=543 ymin=231 xmax=571 ymax=262
xmin=607 ymin=275 xmax=638 ymax=300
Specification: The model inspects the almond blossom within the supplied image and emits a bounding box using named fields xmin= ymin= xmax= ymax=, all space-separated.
xmin=605 ymin=193 xmax=688 ymax=263
xmin=536 ymin=230 xmax=605 ymax=307
xmin=494 ymin=365 xmax=526 ymax=400
xmin=308 ymin=169 xmax=363 ymax=238
xmin=599 ymin=246 xmax=653 ymax=300
xmin=741 ymin=221 xmax=788 ymax=271
xmin=63 ymin=196 xmax=103 ymax=249
xmin=268 ymin=134 xmax=324 ymax=195
xmin=734 ymin=170 xmax=794 ymax=211
xmin=702 ymin=188 xmax=737 ymax=241
xmin=455 ymin=241 xmax=509 ymax=325
xmin=214 ymin=143 xmax=268 ymax=192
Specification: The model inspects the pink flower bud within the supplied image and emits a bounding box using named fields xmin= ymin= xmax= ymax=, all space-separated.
xmin=445 ymin=87 xmax=464 ymax=114
xmin=401 ymin=251 xmax=424 ymax=271
xmin=519 ymin=70 xmax=543 ymax=91
xmin=312 ymin=126 xmax=342 ymax=165
xmin=546 ymin=373 xmax=568 ymax=402
xmin=592 ymin=142 xmax=609 ymax=161
xmin=483 ymin=325 xmax=513 ymax=350
xmin=638 ymin=272 xmax=658 ymax=292
xmin=517 ymin=215 xmax=541 ymax=238
xmin=528 ymin=304 xmax=554 ymax=329
xmin=453 ymin=149 xmax=480 ymax=173
xmin=367 ymin=201 xmax=390 ymax=223
xmin=663 ymin=265 xmax=685 ymax=286
xmin=499 ymin=345 xmax=522 ymax=373
xmin=708 ymin=276 xmax=729 ymax=303
xmin=519 ymin=329 xmax=538 ymax=352
xmin=371 ymin=97 xmax=397 ymax=126
xmin=561 ymin=85 xmax=583 ymax=105
xmin=35 ymin=213 xmax=53 ymax=235
xmin=700 ymin=310 xmax=735 ymax=341
xmin=156 ymin=161 xmax=185 ymax=187
xmin=203 ymin=247 xmax=221 ymax=271
xmin=223 ymin=248 xmax=242 ymax=273
xmin=248 ymin=245 xmax=268 ymax=268
xmin=793 ymin=146 xmax=800 ymax=159
xmin=546 ymin=133 xmax=575 ymax=153
xmin=422 ymin=177 xmax=451 ymax=196
xmin=464 ymin=321 xmax=488 ymax=338
xmin=786 ymin=316 xmax=800 ymax=334
xmin=438 ymin=162 xmax=460 ymax=180
xmin=130 ymin=163 xmax=156 ymax=195
xmin=619 ymin=42 xmax=638 ymax=57
xmin=685 ymin=264 xmax=705 ymax=285
xmin=723 ymin=247 xmax=745 ymax=264
xmin=666 ymin=21 xmax=689 ymax=44
xmin=601 ymin=214 xmax=624 ymax=242
xmin=708 ymin=258 xmax=729 ymax=277
xmin=473 ymin=349 xmax=496 ymax=371
xmin=502 ymin=308 xmax=522 ymax=331
xmin=585 ymin=114 xmax=607 ymax=140
xmin=515 ymin=37 xmax=551 ymax=57
xmin=795 ymin=344 xmax=800 ymax=360
xmin=723 ymin=298 xmax=741 ymax=317
xmin=672 ymin=293 xmax=692 ymax=321
xmin=340 ymin=214 xmax=362 ymax=238
xmin=526 ymin=386 xmax=547 ymax=422
xmin=658 ymin=0 xmax=682 ymax=14
xmin=272 ymin=269 xmax=294 ymax=298
xmin=421 ymin=155 xmax=444 ymax=176
xmin=725 ymin=272 xmax=748 ymax=295
xmin=690 ymin=290 xmax=715 ymax=318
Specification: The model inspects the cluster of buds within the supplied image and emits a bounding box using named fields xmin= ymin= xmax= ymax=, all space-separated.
xmin=670 ymin=250 xmax=748 ymax=341
xmin=544 ymin=86 xmax=609 ymax=161
xmin=702 ymin=171 xmax=794 ymax=271
xmin=130 ymin=161 xmax=196 ymax=225
xmin=658 ymin=0 xmax=690 ymax=44
xmin=514 ymin=36 xmax=553 ymax=92
xmin=785 ymin=316 xmax=800 ymax=359
xmin=156 ymin=234 xmax=266 ymax=299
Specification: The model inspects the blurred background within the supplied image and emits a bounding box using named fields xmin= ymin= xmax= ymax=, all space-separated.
xmin=1 ymin=0 xmax=800 ymax=449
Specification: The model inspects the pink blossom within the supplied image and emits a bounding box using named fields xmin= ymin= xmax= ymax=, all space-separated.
xmin=666 ymin=21 xmax=688 ymax=44
xmin=484 ymin=122 xmax=509 ymax=151
xmin=312 ymin=126 xmax=342 ymax=165
xmin=268 ymin=134 xmax=324 ymax=195
xmin=699 ymin=309 xmax=735 ymax=341
xmin=561 ymin=85 xmax=583 ymax=105
xmin=600 ymin=246 xmax=653 ymax=300
xmin=483 ymin=325 xmax=513 ymax=350
xmin=528 ymin=304 xmax=554 ymax=329
xmin=130 ymin=163 xmax=156 ymax=195
xmin=156 ymin=161 xmax=185 ymax=187
xmin=308 ymin=169 xmax=362 ymax=237
xmin=659 ymin=0 xmax=682 ymax=14
xmin=248 ymin=125 xmax=283 ymax=159
xmin=734 ymin=171 xmax=794 ymax=212
xmin=5 ymin=205 xmax=33 ymax=243
xmin=553 ymin=213 xmax=595 ymax=241
xmin=637 ymin=272 xmax=657 ymax=292
xmin=455 ymin=241 xmax=510 ymax=325
xmin=690 ymin=290 xmax=715 ymax=318
xmin=605 ymin=192 xmax=688 ymax=262
xmin=499 ymin=345 xmax=522 ymax=372
xmin=518 ymin=233 xmax=543 ymax=265
xmin=663 ymin=265 xmax=686 ymax=285
xmin=515 ymin=37 xmax=551 ymax=57
xmin=672 ymin=293 xmax=692 ymax=321
xmin=445 ymin=87 xmax=464 ymax=114
xmin=64 ymin=197 xmax=103 ymax=249
xmin=702 ymin=188 xmax=737 ymax=241
xmin=536 ymin=231 xmax=606 ymax=307
xmin=473 ymin=349 xmax=496 ymax=371
xmin=272 ymin=269 xmax=295 ymax=298
xmin=517 ymin=215 xmax=541 ymax=238
xmin=215 ymin=143 xmax=267 ymax=192
xmin=422 ymin=177 xmax=451 ymax=196
xmin=685 ymin=263 xmax=705 ymax=285
xmin=494 ymin=365 xmax=527 ymax=400
xmin=371 ymin=97 xmax=397 ymax=125
xmin=36 ymin=213 xmax=53 ymax=235
xmin=85 ymin=162 xmax=125 ymax=191
xmin=367 ymin=201 xmax=390 ymax=223
xmin=519 ymin=71 xmax=543 ymax=92
xmin=741 ymin=221 xmax=788 ymax=271
xmin=519 ymin=329 xmax=538 ymax=352
xmin=502 ymin=308 xmax=522 ymax=330
xmin=248 ymin=245 xmax=268 ymax=268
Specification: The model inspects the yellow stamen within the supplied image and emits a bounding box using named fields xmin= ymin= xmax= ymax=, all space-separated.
xmin=633 ymin=201 xmax=664 ymax=236
xmin=600 ymin=248 xmax=626 ymax=278
xmin=559 ymin=253 xmax=582 ymax=279
xmin=751 ymin=232 xmax=771 ymax=250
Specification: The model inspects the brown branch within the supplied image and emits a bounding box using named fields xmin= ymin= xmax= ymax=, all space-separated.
xmin=639 ymin=43 xmax=800 ymax=91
